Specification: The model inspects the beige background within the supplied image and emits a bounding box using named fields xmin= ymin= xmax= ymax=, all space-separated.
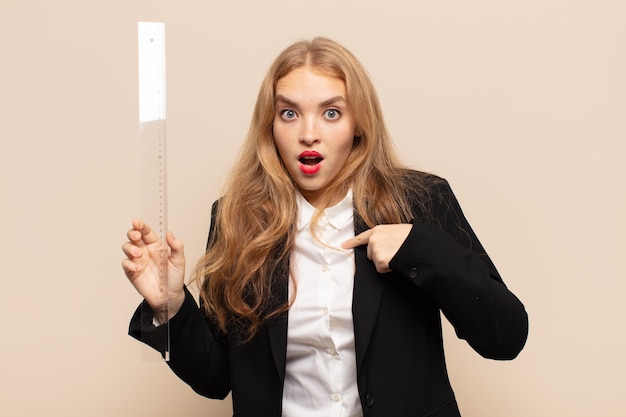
xmin=2 ymin=0 xmax=625 ymax=416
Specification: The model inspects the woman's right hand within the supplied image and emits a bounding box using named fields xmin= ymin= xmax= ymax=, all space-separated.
xmin=121 ymin=219 xmax=186 ymax=323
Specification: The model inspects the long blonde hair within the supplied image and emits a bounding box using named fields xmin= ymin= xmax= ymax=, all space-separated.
xmin=192 ymin=37 xmax=426 ymax=341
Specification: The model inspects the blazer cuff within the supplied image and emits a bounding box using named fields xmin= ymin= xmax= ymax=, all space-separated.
xmin=389 ymin=220 xmax=447 ymax=285
xmin=128 ymin=286 xmax=196 ymax=356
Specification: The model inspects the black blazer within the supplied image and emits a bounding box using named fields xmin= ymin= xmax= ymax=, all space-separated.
xmin=130 ymin=174 xmax=528 ymax=417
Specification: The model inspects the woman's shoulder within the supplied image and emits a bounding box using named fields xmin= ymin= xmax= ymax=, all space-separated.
xmin=399 ymin=168 xmax=451 ymax=194
xmin=395 ymin=168 xmax=459 ymax=222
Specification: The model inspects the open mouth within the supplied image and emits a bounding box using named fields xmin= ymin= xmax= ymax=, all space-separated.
xmin=298 ymin=151 xmax=323 ymax=174
xmin=299 ymin=155 xmax=323 ymax=165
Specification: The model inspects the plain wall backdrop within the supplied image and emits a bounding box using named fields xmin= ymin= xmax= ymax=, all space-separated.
xmin=1 ymin=0 xmax=625 ymax=416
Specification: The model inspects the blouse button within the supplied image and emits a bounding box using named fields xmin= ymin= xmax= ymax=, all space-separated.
xmin=409 ymin=267 xmax=418 ymax=279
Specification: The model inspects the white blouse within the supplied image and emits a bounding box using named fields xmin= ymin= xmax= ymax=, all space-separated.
xmin=281 ymin=190 xmax=363 ymax=417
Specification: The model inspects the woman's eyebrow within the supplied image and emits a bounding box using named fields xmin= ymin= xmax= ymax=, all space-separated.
xmin=274 ymin=95 xmax=298 ymax=108
xmin=318 ymin=96 xmax=346 ymax=108
xmin=274 ymin=94 xmax=347 ymax=108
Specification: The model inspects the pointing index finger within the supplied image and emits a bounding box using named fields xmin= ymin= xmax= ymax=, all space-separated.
xmin=341 ymin=229 xmax=373 ymax=249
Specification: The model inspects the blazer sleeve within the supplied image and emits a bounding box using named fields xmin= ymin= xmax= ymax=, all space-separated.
xmin=128 ymin=202 xmax=231 ymax=399
xmin=128 ymin=287 xmax=231 ymax=399
xmin=388 ymin=178 xmax=528 ymax=360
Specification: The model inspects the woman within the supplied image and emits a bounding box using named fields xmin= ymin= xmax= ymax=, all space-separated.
xmin=122 ymin=37 xmax=528 ymax=417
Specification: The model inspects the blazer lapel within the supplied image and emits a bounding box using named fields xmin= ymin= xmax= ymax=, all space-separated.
xmin=267 ymin=312 xmax=288 ymax=383
xmin=352 ymin=213 xmax=386 ymax=371
xmin=266 ymin=255 xmax=290 ymax=384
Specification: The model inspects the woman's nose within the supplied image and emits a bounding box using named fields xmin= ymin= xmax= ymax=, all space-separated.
xmin=299 ymin=118 xmax=320 ymax=145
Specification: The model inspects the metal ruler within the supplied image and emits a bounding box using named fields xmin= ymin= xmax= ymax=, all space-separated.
xmin=138 ymin=21 xmax=169 ymax=361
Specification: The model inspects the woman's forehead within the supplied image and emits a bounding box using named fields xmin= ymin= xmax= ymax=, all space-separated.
xmin=275 ymin=67 xmax=347 ymax=101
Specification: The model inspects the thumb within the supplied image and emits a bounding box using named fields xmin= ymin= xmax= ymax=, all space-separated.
xmin=166 ymin=231 xmax=185 ymax=264
xmin=341 ymin=229 xmax=373 ymax=249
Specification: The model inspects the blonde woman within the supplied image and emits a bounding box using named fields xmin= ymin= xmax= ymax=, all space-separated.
xmin=122 ymin=37 xmax=528 ymax=417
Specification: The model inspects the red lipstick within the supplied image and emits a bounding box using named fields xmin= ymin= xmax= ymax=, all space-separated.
xmin=298 ymin=151 xmax=323 ymax=175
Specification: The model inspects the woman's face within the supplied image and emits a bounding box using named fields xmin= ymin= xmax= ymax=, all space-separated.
xmin=273 ymin=67 xmax=356 ymax=207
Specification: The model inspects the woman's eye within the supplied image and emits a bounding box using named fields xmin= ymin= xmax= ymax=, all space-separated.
xmin=324 ymin=109 xmax=341 ymax=120
xmin=280 ymin=109 xmax=297 ymax=120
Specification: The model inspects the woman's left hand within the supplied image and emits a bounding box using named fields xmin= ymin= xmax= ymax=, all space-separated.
xmin=342 ymin=224 xmax=412 ymax=273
